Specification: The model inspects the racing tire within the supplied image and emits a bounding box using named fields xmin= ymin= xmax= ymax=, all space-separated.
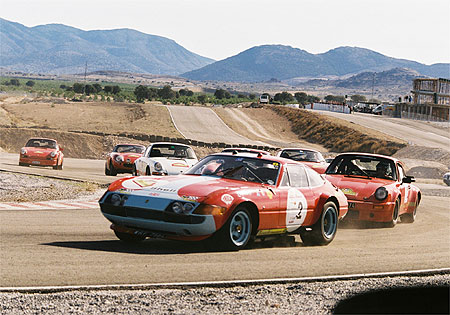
xmin=58 ymin=162 xmax=63 ymax=170
xmin=401 ymin=199 xmax=418 ymax=223
xmin=108 ymin=162 xmax=117 ymax=176
xmin=300 ymin=201 xmax=338 ymax=246
xmin=104 ymin=163 xmax=110 ymax=175
xmin=53 ymin=164 xmax=58 ymax=170
xmin=114 ymin=230 xmax=146 ymax=243
xmin=145 ymin=166 xmax=151 ymax=176
xmin=384 ymin=199 xmax=400 ymax=228
xmin=214 ymin=206 xmax=253 ymax=251
xmin=19 ymin=162 xmax=28 ymax=167
xmin=132 ymin=165 xmax=137 ymax=176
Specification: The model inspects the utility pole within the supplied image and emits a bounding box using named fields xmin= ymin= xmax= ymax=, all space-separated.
xmin=371 ymin=72 xmax=375 ymax=101
xmin=84 ymin=61 xmax=87 ymax=82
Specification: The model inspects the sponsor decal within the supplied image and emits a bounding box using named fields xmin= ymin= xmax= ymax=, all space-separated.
xmin=312 ymin=164 xmax=320 ymax=168
xmin=172 ymin=163 xmax=189 ymax=167
xmin=341 ymin=188 xmax=357 ymax=196
xmin=285 ymin=189 xmax=308 ymax=231
xmin=35 ymin=150 xmax=43 ymax=154
xmin=265 ymin=190 xmax=274 ymax=199
xmin=133 ymin=179 xmax=158 ymax=188
xmin=182 ymin=195 xmax=199 ymax=202
xmin=221 ymin=194 xmax=234 ymax=205
xmin=273 ymin=162 xmax=280 ymax=169
xmin=257 ymin=228 xmax=287 ymax=236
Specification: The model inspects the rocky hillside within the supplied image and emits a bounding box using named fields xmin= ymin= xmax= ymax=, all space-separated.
xmin=0 ymin=18 xmax=214 ymax=75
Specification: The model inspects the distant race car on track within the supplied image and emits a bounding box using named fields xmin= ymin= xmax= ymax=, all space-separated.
xmin=105 ymin=144 xmax=145 ymax=176
xmin=324 ymin=153 xmax=421 ymax=227
xmin=19 ymin=138 xmax=64 ymax=170
xmin=99 ymin=152 xmax=348 ymax=250
xmin=277 ymin=148 xmax=329 ymax=174
xmin=133 ymin=142 xmax=198 ymax=176
xmin=222 ymin=147 xmax=271 ymax=156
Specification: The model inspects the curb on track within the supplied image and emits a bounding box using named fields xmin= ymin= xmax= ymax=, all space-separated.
xmin=1 ymin=268 xmax=448 ymax=293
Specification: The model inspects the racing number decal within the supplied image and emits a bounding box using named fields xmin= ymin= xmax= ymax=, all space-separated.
xmin=286 ymin=188 xmax=308 ymax=232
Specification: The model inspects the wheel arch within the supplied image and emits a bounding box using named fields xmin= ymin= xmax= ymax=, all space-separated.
xmin=325 ymin=196 xmax=340 ymax=215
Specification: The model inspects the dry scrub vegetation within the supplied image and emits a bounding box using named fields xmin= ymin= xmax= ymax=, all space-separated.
xmin=271 ymin=106 xmax=406 ymax=155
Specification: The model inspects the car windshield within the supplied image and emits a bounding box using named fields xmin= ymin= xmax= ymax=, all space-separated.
xmin=185 ymin=155 xmax=280 ymax=185
xmin=149 ymin=144 xmax=196 ymax=159
xmin=326 ymin=155 xmax=397 ymax=180
xmin=114 ymin=145 xmax=145 ymax=154
xmin=280 ymin=149 xmax=325 ymax=162
xmin=25 ymin=139 xmax=57 ymax=149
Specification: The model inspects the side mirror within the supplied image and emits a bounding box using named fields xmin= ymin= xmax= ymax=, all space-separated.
xmin=60 ymin=147 xmax=64 ymax=152
xmin=402 ymin=176 xmax=415 ymax=183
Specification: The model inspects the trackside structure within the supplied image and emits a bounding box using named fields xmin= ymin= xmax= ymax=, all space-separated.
xmin=393 ymin=78 xmax=450 ymax=121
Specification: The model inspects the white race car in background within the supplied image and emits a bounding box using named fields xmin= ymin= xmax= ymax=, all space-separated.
xmin=133 ymin=142 xmax=198 ymax=176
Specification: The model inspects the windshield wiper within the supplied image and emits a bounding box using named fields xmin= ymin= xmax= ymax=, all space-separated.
xmin=344 ymin=174 xmax=371 ymax=179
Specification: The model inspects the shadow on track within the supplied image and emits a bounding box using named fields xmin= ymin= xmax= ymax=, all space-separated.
xmin=41 ymin=235 xmax=302 ymax=255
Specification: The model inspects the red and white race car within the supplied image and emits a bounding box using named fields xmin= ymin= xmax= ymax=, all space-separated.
xmin=324 ymin=153 xmax=421 ymax=227
xmin=99 ymin=152 xmax=348 ymax=250
xmin=19 ymin=138 xmax=64 ymax=170
xmin=105 ymin=144 xmax=145 ymax=176
xmin=277 ymin=148 xmax=329 ymax=174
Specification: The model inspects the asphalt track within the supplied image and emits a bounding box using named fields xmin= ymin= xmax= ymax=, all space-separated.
xmin=0 ymin=194 xmax=448 ymax=287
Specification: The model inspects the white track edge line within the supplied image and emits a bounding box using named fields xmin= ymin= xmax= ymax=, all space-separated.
xmin=1 ymin=268 xmax=449 ymax=293
xmin=165 ymin=105 xmax=187 ymax=139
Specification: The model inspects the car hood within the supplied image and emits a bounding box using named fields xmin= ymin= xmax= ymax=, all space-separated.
xmin=301 ymin=161 xmax=329 ymax=174
xmin=151 ymin=157 xmax=198 ymax=175
xmin=325 ymin=175 xmax=394 ymax=201
xmin=115 ymin=153 xmax=142 ymax=161
xmin=109 ymin=174 xmax=259 ymax=202
xmin=23 ymin=147 xmax=56 ymax=157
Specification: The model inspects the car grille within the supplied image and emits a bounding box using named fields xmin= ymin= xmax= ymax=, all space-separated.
xmin=100 ymin=204 xmax=205 ymax=224
xmin=123 ymin=163 xmax=133 ymax=168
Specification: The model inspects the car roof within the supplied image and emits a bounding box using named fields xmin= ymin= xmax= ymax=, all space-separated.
xmin=334 ymin=152 xmax=401 ymax=164
xmin=26 ymin=138 xmax=58 ymax=143
xmin=210 ymin=152 xmax=304 ymax=165
xmin=149 ymin=142 xmax=192 ymax=147
xmin=222 ymin=147 xmax=271 ymax=155
xmin=115 ymin=143 xmax=145 ymax=147
xmin=279 ymin=148 xmax=320 ymax=153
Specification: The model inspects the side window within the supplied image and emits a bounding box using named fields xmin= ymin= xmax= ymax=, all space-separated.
xmin=280 ymin=169 xmax=290 ymax=186
xmin=144 ymin=146 xmax=151 ymax=158
xmin=398 ymin=164 xmax=405 ymax=181
xmin=286 ymin=164 xmax=308 ymax=187
xmin=305 ymin=167 xmax=324 ymax=187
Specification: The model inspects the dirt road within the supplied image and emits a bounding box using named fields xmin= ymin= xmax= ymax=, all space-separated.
xmin=314 ymin=111 xmax=450 ymax=151
xmin=166 ymin=105 xmax=270 ymax=146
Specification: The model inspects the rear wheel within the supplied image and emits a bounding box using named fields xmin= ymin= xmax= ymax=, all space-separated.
xmin=114 ymin=230 xmax=145 ymax=243
xmin=384 ymin=199 xmax=400 ymax=227
xmin=214 ymin=206 xmax=253 ymax=250
xmin=108 ymin=162 xmax=117 ymax=176
xmin=402 ymin=199 xmax=418 ymax=223
xmin=300 ymin=201 xmax=338 ymax=246
xmin=132 ymin=164 xmax=137 ymax=176
xmin=145 ymin=166 xmax=151 ymax=176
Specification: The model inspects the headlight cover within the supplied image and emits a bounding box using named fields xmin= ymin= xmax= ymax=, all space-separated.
xmin=114 ymin=155 xmax=124 ymax=162
xmin=154 ymin=162 xmax=163 ymax=171
xmin=20 ymin=148 xmax=27 ymax=155
xmin=169 ymin=201 xmax=196 ymax=214
xmin=375 ymin=187 xmax=388 ymax=200
xmin=50 ymin=151 xmax=57 ymax=158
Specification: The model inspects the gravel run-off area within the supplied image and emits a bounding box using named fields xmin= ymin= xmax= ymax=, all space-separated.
xmin=1 ymin=274 xmax=449 ymax=314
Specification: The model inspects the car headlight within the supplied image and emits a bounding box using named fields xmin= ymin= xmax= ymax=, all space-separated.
xmin=170 ymin=201 xmax=196 ymax=214
xmin=110 ymin=194 xmax=122 ymax=206
xmin=154 ymin=162 xmax=163 ymax=171
xmin=50 ymin=151 xmax=57 ymax=158
xmin=375 ymin=187 xmax=388 ymax=200
xmin=114 ymin=155 xmax=124 ymax=162
xmin=20 ymin=148 xmax=27 ymax=155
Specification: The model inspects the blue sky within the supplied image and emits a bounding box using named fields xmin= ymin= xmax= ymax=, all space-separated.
xmin=2 ymin=0 xmax=449 ymax=64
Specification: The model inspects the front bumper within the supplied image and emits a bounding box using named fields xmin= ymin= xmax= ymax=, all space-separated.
xmin=19 ymin=156 xmax=58 ymax=166
xmin=346 ymin=199 xmax=395 ymax=222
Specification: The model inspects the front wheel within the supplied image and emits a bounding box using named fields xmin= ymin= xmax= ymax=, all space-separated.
xmin=214 ymin=206 xmax=253 ymax=250
xmin=132 ymin=164 xmax=138 ymax=176
xmin=108 ymin=162 xmax=117 ymax=176
xmin=300 ymin=201 xmax=338 ymax=246
xmin=384 ymin=200 xmax=400 ymax=228
xmin=114 ymin=230 xmax=145 ymax=243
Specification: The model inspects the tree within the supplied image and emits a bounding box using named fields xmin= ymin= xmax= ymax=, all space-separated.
xmin=324 ymin=95 xmax=345 ymax=103
xmin=73 ymin=83 xmax=85 ymax=94
xmin=351 ymin=94 xmax=367 ymax=102
xmin=112 ymin=85 xmax=121 ymax=94
xmin=249 ymin=94 xmax=256 ymax=100
xmin=103 ymin=86 xmax=113 ymax=94
xmin=179 ymin=88 xmax=194 ymax=96
xmin=158 ymin=85 xmax=176 ymax=99
xmin=274 ymin=91 xmax=294 ymax=103
xmin=134 ymin=85 xmax=149 ymax=103
xmin=214 ymin=89 xmax=226 ymax=99
xmin=197 ymin=94 xmax=207 ymax=104
xmin=9 ymin=79 xmax=20 ymax=86
xmin=294 ymin=92 xmax=308 ymax=104
xmin=84 ymin=84 xmax=95 ymax=95
xmin=92 ymin=83 xmax=102 ymax=93
xmin=25 ymin=80 xmax=35 ymax=87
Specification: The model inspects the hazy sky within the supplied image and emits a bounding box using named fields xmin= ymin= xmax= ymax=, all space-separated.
xmin=2 ymin=0 xmax=449 ymax=65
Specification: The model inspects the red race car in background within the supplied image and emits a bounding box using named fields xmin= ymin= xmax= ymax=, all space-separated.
xmin=105 ymin=144 xmax=145 ymax=176
xmin=19 ymin=138 xmax=64 ymax=170
xmin=99 ymin=152 xmax=348 ymax=250
xmin=324 ymin=153 xmax=421 ymax=227
xmin=277 ymin=148 xmax=329 ymax=174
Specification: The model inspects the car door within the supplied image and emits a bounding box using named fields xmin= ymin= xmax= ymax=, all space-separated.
xmin=397 ymin=163 xmax=410 ymax=214
xmin=137 ymin=145 xmax=151 ymax=175
xmin=277 ymin=164 xmax=315 ymax=232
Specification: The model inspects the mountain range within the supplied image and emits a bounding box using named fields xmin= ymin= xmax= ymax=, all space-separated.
xmin=1 ymin=18 xmax=449 ymax=81
xmin=0 ymin=18 xmax=214 ymax=75
xmin=182 ymin=45 xmax=449 ymax=82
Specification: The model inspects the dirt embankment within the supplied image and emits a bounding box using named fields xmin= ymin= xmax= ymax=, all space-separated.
xmin=271 ymin=106 xmax=406 ymax=155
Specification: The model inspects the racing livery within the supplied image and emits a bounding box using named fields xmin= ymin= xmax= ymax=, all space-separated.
xmin=19 ymin=138 xmax=64 ymax=170
xmin=324 ymin=153 xmax=421 ymax=227
xmin=133 ymin=142 xmax=198 ymax=176
xmin=99 ymin=153 xmax=348 ymax=250
xmin=277 ymin=148 xmax=329 ymax=174
xmin=105 ymin=144 xmax=145 ymax=176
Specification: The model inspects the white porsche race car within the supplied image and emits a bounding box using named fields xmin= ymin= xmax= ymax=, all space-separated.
xmin=133 ymin=142 xmax=198 ymax=176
